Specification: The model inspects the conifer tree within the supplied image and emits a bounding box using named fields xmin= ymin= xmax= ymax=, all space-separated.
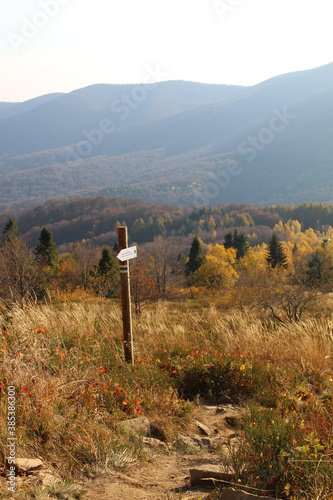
xmin=307 ymin=249 xmax=324 ymax=284
xmin=35 ymin=227 xmax=58 ymax=268
xmin=266 ymin=232 xmax=288 ymax=269
xmin=306 ymin=239 xmax=333 ymax=285
xmin=223 ymin=231 xmax=234 ymax=250
xmin=98 ymin=246 xmax=117 ymax=275
xmin=1 ymin=218 xmax=19 ymax=244
xmin=223 ymin=229 xmax=250 ymax=259
xmin=91 ymin=245 xmax=120 ymax=298
xmin=234 ymin=231 xmax=250 ymax=260
xmin=185 ymin=236 xmax=206 ymax=278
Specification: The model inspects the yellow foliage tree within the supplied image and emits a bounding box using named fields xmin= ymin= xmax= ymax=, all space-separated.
xmin=193 ymin=244 xmax=238 ymax=289
xmin=55 ymin=259 xmax=81 ymax=292
xmin=273 ymin=219 xmax=319 ymax=249
xmin=232 ymin=246 xmax=268 ymax=306
xmin=236 ymin=246 xmax=267 ymax=275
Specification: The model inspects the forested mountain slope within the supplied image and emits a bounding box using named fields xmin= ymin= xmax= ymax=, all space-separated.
xmin=0 ymin=63 xmax=332 ymax=209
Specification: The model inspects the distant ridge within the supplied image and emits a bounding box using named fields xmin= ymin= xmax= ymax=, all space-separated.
xmin=0 ymin=81 xmax=244 ymax=155
xmin=0 ymin=62 xmax=332 ymax=210
xmin=0 ymin=93 xmax=63 ymax=121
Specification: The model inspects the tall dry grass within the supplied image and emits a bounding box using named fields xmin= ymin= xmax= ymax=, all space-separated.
xmin=136 ymin=301 xmax=333 ymax=375
xmin=0 ymin=298 xmax=333 ymax=498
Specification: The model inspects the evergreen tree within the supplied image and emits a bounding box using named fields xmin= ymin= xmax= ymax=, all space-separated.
xmin=35 ymin=227 xmax=58 ymax=268
xmin=223 ymin=229 xmax=250 ymax=259
xmin=234 ymin=231 xmax=250 ymax=259
xmin=1 ymin=218 xmax=19 ymax=244
xmin=307 ymin=249 xmax=324 ymax=284
xmin=266 ymin=233 xmax=288 ymax=269
xmin=91 ymin=245 xmax=119 ymax=298
xmin=98 ymin=246 xmax=117 ymax=275
xmin=307 ymin=239 xmax=333 ymax=285
xmin=223 ymin=231 xmax=234 ymax=250
xmin=185 ymin=236 xmax=206 ymax=278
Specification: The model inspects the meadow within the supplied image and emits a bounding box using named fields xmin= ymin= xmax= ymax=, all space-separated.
xmin=1 ymin=297 xmax=333 ymax=499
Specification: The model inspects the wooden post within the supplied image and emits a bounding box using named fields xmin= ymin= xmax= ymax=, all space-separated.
xmin=118 ymin=226 xmax=134 ymax=364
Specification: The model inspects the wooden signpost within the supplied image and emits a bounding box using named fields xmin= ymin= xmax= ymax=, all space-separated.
xmin=117 ymin=226 xmax=136 ymax=364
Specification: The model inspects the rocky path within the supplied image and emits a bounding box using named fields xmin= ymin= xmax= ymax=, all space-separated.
xmin=82 ymin=403 xmax=244 ymax=500
xmin=82 ymin=453 xmax=225 ymax=500
xmin=1 ymin=404 xmax=253 ymax=499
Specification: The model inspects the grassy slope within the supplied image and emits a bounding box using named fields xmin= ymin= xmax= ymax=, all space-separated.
xmin=0 ymin=299 xmax=333 ymax=498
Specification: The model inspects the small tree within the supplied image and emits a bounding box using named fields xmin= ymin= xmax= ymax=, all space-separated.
xmin=91 ymin=246 xmax=119 ymax=298
xmin=35 ymin=227 xmax=58 ymax=268
xmin=307 ymin=249 xmax=325 ymax=284
xmin=131 ymin=264 xmax=158 ymax=317
xmin=185 ymin=236 xmax=206 ymax=282
xmin=306 ymin=240 xmax=333 ymax=288
xmin=145 ymin=237 xmax=184 ymax=298
xmin=177 ymin=252 xmax=187 ymax=272
xmin=193 ymin=244 xmax=238 ymax=289
xmin=1 ymin=218 xmax=19 ymax=244
xmin=256 ymin=268 xmax=318 ymax=323
xmin=71 ymin=242 xmax=100 ymax=289
xmin=266 ymin=233 xmax=288 ymax=269
xmin=55 ymin=259 xmax=81 ymax=292
xmin=0 ymin=237 xmax=44 ymax=304
xmin=99 ymin=246 xmax=116 ymax=275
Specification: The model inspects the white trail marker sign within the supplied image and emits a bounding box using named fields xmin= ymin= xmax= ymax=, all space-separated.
xmin=117 ymin=245 xmax=137 ymax=262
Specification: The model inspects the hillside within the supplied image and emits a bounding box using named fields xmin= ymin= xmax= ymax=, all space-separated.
xmin=0 ymin=196 xmax=269 ymax=249
xmin=0 ymin=63 xmax=332 ymax=209
xmin=0 ymin=81 xmax=244 ymax=156
xmin=2 ymin=195 xmax=333 ymax=251
xmin=0 ymin=93 xmax=63 ymax=122
xmin=2 ymin=300 xmax=333 ymax=499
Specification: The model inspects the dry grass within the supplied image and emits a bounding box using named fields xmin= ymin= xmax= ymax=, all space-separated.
xmin=136 ymin=301 xmax=333 ymax=374
xmin=1 ymin=298 xmax=333 ymax=498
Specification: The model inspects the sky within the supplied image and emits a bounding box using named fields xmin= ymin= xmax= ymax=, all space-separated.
xmin=1 ymin=0 xmax=332 ymax=102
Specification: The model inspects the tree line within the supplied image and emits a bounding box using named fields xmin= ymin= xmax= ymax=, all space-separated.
xmin=1 ymin=214 xmax=332 ymax=323
xmin=0 ymin=196 xmax=298 ymax=248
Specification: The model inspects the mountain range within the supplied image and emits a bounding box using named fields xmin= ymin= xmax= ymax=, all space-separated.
xmin=0 ymin=62 xmax=332 ymax=211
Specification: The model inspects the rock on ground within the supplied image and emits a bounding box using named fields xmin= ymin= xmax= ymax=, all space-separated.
xmin=117 ymin=416 xmax=150 ymax=436
xmin=6 ymin=458 xmax=43 ymax=475
xmin=220 ymin=487 xmax=280 ymax=499
xmin=142 ymin=437 xmax=169 ymax=451
xmin=190 ymin=465 xmax=236 ymax=486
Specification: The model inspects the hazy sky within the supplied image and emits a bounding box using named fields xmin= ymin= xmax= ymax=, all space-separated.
xmin=1 ymin=0 xmax=332 ymax=102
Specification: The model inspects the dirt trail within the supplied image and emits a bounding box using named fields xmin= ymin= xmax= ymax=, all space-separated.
xmin=83 ymin=454 xmax=222 ymax=500
xmin=0 ymin=404 xmax=241 ymax=499
xmin=82 ymin=404 xmax=243 ymax=500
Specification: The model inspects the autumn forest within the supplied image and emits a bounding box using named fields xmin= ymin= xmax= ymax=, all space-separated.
xmin=1 ymin=194 xmax=333 ymax=499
